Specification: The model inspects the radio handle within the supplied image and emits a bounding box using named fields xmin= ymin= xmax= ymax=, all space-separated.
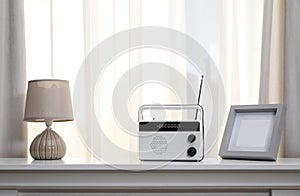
xmin=138 ymin=104 xmax=204 ymax=122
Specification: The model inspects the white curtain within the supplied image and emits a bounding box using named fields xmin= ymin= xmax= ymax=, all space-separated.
xmin=220 ymin=0 xmax=264 ymax=105
xmin=0 ymin=0 xmax=27 ymax=157
xmin=78 ymin=0 xmax=187 ymax=163
xmin=185 ymin=0 xmax=264 ymax=156
xmin=25 ymin=0 xmax=269 ymax=160
xmin=25 ymin=0 xmax=186 ymax=162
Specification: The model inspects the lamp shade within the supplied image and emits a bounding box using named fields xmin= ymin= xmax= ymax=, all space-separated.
xmin=24 ymin=79 xmax=73 ymax=122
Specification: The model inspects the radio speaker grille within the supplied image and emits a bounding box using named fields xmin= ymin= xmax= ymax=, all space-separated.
xmin=150 ymin=135 xmax=168 ymax=154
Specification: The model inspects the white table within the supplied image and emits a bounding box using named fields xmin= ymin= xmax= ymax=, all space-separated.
xmin=0 ymin=158 xmax=300 ymax=196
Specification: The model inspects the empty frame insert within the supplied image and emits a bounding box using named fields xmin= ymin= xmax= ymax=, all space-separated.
xmin=219 ymin=104 xmax=284 ymax=161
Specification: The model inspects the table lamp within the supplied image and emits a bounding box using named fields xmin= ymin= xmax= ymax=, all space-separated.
xmin=24 ymin=79 xmax=73 ymax=160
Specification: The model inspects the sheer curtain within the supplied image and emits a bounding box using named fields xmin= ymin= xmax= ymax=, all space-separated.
xmin=185 ymin=0 xmax=264 ymax=156
xmin=25 ymin=0 xmax=186 ymax=161
xmin=25 ymin=0 xmax=269 ymax=160
xmin=0 ymin=0 xmax=27 ymax=158
xmin=220 ymin=0 xmax=264 ymax=105
xmin=25 ymin=0 xmax=89 ymax=159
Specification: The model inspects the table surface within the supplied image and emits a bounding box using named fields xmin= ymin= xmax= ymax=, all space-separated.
xmin=1 ymin=158 xmax=300 ymax=171
xmin=1 ymin=158 xmax=300 ymax=192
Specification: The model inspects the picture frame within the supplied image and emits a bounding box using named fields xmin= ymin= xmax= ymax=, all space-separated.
xmin=219 ymin=104 xmax=284 ymax=161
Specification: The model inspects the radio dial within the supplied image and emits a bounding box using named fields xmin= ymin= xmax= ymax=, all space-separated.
xmin=187 ymin=147 xmax=197 ymax=157
xmin=187 ymin=134 xmax=196 ymax=143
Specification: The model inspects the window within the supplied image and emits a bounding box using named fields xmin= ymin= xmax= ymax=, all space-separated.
xmin=24 ymin=0 xmax=264 ymax=161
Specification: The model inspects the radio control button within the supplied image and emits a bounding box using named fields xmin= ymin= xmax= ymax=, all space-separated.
xmin=187 ymin=147 xmax=197 ymax=157
xmin=187 ymin=134 xmax=196 ymax=143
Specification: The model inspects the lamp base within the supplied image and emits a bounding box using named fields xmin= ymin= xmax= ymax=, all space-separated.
xmin=30 ymin=129 xmax=66 ymax=160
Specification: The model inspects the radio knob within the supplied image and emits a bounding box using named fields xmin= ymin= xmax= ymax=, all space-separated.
xmin=187 ymin=147 xmax=197 ymax=157
xmin=187 ymin=134 xmax=196 ymax=143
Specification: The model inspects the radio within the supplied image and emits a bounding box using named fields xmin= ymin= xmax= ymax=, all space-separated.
xmin=138 ymin=104 xmax=204 ymax=161
xmin=138 ymin=75 xmax=205 ymax=162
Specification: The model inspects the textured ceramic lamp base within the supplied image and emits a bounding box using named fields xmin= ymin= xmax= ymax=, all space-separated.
xmin=30 ymin=128 xmax=66 ymax=160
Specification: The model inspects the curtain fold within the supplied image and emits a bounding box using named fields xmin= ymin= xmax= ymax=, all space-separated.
xmin=259 ymin=0 xmax=284 ymax=105
xmin=0 ymin=0 xmax=27 ymax=157
xmin=259 ymin=0 xmax=285 ymax=156
xmin=284 ymin=0 xmax=300 ymax=157
xmin=259 ymin=0 xmax=300 ymax=157
xmin=259 ymin=0 xmax=274 ymax=104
